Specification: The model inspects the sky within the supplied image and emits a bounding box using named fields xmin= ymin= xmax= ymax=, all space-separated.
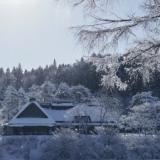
xmin=0 ymin=0 xmax=143 ymax=70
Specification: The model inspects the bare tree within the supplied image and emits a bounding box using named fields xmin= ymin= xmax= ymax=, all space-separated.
xmin=71 ymin=0 xmax=160 ymax=52
xmin=67 ymin=0 xmax=160 ymax=90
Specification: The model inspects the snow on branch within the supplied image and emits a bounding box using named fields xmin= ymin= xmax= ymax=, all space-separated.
xmin=71 ymin=0 xmax=160 ymax=53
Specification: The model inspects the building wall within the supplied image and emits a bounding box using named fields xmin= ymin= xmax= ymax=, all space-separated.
xmin=3 ymin=126 xmax=54 ymax=135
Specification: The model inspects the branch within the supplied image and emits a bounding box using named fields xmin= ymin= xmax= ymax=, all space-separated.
xmin=126 ymin=41 xmax=160 ymax=57
xmin=92 ymin=14 xmax=160 ymax=24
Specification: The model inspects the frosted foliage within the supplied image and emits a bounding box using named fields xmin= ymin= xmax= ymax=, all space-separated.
xmin=72 ymin=0 xmax=160 ymax=90
xmin=41 ymin=81 xmax=56 ymax=94
xmin=130 ymin=91 xmax=159 ymax=107
xmin=2 ymin=133 xmax=160 ymax=159
xmin=39 ymin=129 xmax=127 ymax=160
xmin=0 ymin=102 xmax=4 ymax=124
xmin=58 ymin=82 xmax=70 ymax=91
xmin=70 ymin=85 xmax=91 ymax=101
xmin=90 ymin=55 xmax=127 ymax=90
xmin=18 ymin=88 xmax=29 ymax=107
xmin=98 ymin=95 xmax=122 ymax=111
xmin=3 ymin=86 xmax=19 ymax=109
xmin=72 ymin=0 xmax=160 ymax=54
xmin=71 ymin=85 xmax=90 ymax=97
xmin=28 ymin=85 xmax=42 ymax=102
xmin=97 ymin=95 xmax=122 ymax=123
xmin=0 ymin=130 xmax=127 ymax=160
xmin=120 ymin=92 xmax=160 ymax=133
xmin=55 ymin=82 xmax=71 ymax=99
xmin=123 ymin=41 xmax=160 ymax=84
xmin=124 ymin=103 xmax=160 ymax=133
xmin=2 ymin=86 xmax=19 ymax=121
xmin=90 ymin=47 xmax=160 ymax=90
xmin=41 ymin=81 xmax=56 ymax=102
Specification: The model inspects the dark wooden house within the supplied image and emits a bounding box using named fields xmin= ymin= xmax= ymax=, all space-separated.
xmin=3 ymin=101 xmax=106 ymax=135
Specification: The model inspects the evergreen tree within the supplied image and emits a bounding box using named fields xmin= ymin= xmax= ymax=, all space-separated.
xmin=4 ymin=68 xmax=15 ymax=88
xmin=12 ymin=64 xmax=23 ymax=90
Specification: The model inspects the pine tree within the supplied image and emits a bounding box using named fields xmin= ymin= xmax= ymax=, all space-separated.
xmin=12 ymin=64 xmax=23 ymax=90
xmin=4 ymin=68 xmax=16 ymax=88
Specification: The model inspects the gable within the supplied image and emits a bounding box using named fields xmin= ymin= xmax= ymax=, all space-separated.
xmin=17 ymin=103 xmax=48 ymax=118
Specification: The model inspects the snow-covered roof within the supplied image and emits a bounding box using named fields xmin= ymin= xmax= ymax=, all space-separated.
xmin=52 ymin=103 xmax=74 ymax=107
xmin=8 ymin=118 xmax=55 ymax=127
xmin=43 ymin=104 xmax=105 ymax=122
xmin=44 ymin=108 xmax=72 ymax=122
xmin=8 ymin=102 xmax=55 ymax=127
xmin=65 ymin=104 xmax=105 ymax=122
xmin=8 ymin=102 xmax=107 ymax=127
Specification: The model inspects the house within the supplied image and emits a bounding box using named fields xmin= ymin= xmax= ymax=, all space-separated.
xmin=3 ymin=100 xmax=107 ymax=135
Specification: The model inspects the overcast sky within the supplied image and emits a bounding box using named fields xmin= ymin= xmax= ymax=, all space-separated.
xmin=0 ymin=0 xmax=142 ymax=70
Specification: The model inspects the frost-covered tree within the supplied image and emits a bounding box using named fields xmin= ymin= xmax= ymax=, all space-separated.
xmin=120 ymin=92 xmax=160 ymax=134
xmin=55 ymin=82 xmax=71 ymax=99
xmin=67 ymin=0 xmax=160 ymax=91
xmin=4 ymin=68 xmax=16 ymax=88
xmin=28 ymin=85 xmax=42 ymax=102
xmin=72 ymin=0 xmax=160 ymax=51
xmin=97 ymin=94 xmax=123 ymax=124
xmin=22 ymin=71 xmax=36 ymax=90
xmin=39 ymin=128 xmax=127 ymax=160
xmin=3 ymin=86 xmax=19 ymax=121
xmin=18 ymin=88 xmax=29 ymax=108
xmin=12 ymin=64 xmax=23 ymax=90
xmin=130 ymin=91 xmax=159 ymax=107
xmin=70 ymin=85 xmax=91 ymax=102
xmin=0 ymin=101 xmax=5 ymax=124
xmin=90 ymin=54 xmax=128 ymax=90
xmin=40 ymin=129 xmax=77 ymax=160
xmin=0 ymin=57 xmax=101 ymax=92
xmin=0 ymin=68 xmax=6 ymax=100
xmin=47 ymin=59 xmax=57 ymax=83
xmin=41 ymin=81 xmax=56 ymax=103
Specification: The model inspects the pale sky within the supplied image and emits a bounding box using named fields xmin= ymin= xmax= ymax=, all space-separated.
xmin=0 ymin=0 xmax=143 ymax=70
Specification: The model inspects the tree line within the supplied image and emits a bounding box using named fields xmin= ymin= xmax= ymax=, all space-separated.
xmin=0 ymin=58 xmax=102 ymax=99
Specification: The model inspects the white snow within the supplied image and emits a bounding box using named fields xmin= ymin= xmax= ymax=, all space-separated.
xmin=44 ymin=108 xmax=72 ymax=122
xmin=44 ymin=104 xmax=105 ymax=122
xmin=51 ymin=103 xmax=74 ymax=107
xmin=66 ymin=104 xmax=106 ymax=122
